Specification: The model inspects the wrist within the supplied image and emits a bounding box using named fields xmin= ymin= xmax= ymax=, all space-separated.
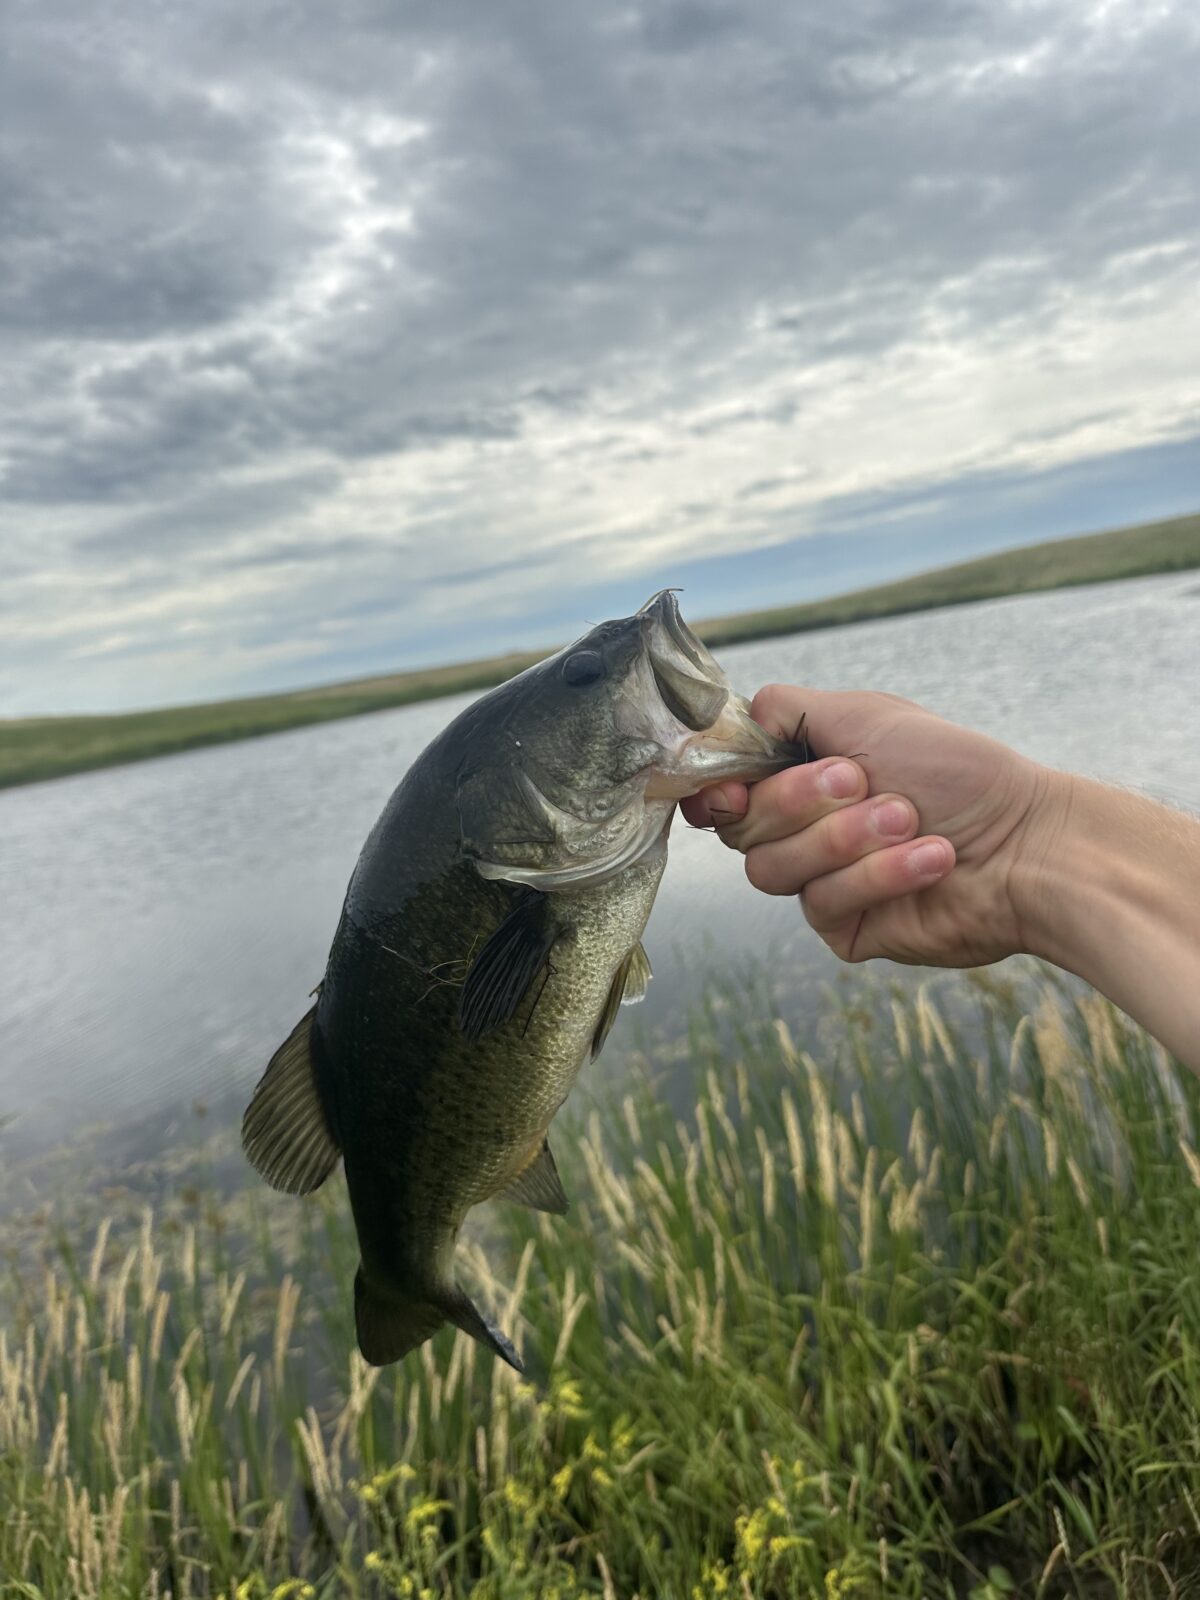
xmin=1008 ymin=765 xmax=1081 ymax=967
xmin=1010 ymin=768 xmax=1200 ymax=1071
xmin=1012 ymin=770 xmax=1150 ymax=973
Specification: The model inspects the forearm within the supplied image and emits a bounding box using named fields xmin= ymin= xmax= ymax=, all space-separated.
xmin=1017 ymin=773 xmax=1200 ymax=1074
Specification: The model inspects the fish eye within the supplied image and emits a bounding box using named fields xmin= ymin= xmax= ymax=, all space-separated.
xmin=562 ymin=649 xmax=606 ymax=687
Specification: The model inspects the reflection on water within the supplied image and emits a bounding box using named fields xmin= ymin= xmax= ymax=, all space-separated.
xmin=2 ymin=571 xmax=1197 ymax=1159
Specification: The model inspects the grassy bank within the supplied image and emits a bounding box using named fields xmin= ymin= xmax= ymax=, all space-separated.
xmin=4 ymin=972 xmax=1200 ymax=1597
xmin=698 ymin=509 xmax=1200 ymax=649
xmin=3 ymin=510 xmax=1198 ymax=792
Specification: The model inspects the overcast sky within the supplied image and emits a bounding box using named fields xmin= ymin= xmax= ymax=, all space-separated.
xmin=3 ymin=0 xmax=1199 ymax=715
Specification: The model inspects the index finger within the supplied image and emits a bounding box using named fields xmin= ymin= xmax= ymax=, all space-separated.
xmin=749 ymin=682 xmax=917 ymax=753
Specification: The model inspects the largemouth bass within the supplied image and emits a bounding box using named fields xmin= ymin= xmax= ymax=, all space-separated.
xmin=242 ymin=591 xmax=806 ymax=1371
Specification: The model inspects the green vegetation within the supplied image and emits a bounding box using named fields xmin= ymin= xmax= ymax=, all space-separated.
xmin=0 ymin=654 xmax=546 ymax=794
xmin=2 ymin=510 xmax=1198 ymax=792
xmin=697 ymin=509 xmax=1200 ymax=649
xmin=4 ymin=970 xmax=1200 ymax=1597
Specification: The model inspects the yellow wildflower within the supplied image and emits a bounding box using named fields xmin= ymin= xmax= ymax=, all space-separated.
xmin=553 ymin=1378 xmax=587 ymax=1419
xmin=735 ymin=1506 xmax=770 ymax=1566
xmin=769 ymin=1535 xmax=807 ymax=1558
xmin=405 ymin=1496 xmax=451 ymax=1532
xmin=364 ymin=1552 xmax=384 ymax=1573
xmin=502 ymin=1478 xmax=534 ymax=1514
xmin=824 ymin=1569 xmax=863 ymax=1599
xmin=592 ymin=1466 xmax=613 ymax=1489
xmin=582 ymin=1432 xmax=606 ymax=1462
xmin=691 ymin=1556 xmax=731 ymax=1598
xmin=363 ymin=1460 xmax=418 ymax=1501
xmin=551 ymin=1463 xmax=573 ymax=1499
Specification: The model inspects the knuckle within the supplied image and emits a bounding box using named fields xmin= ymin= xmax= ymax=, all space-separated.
xmin=824 ymin=804 xmax=859 ymax=857
xmin=798 ymin=879 xmax=828 ymax=925
xmin=750 ymin=682 xmax=792 ymax=727
xmin=825 ymin=932 xmax=855 ymax=962
xmin=745 ymin=846 xmax=783 ymax=894
xmin=717 ymin=821 xmax=747 ymax=852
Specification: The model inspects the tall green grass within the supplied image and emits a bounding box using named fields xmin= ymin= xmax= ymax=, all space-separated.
xmin=3 ymin=972 xmax=1200 ymax=1598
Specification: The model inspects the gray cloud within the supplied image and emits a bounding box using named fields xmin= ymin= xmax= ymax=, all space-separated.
xmin=2 ymin=0 xmax=1199 ymax=712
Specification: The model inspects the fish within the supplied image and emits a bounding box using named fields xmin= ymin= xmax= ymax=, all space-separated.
xmin=241 ymin=590 xmax=807 ymax=1373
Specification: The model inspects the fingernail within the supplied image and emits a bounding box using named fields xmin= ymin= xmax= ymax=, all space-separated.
xmin=871 ymin=799 xmax=912 ymax=837
xmin=819 ymin=761 xmax=859 ymax=799
xmin=909 ymin=841 xmax=949 ymax=877
xmin=707 ymin=787 xmax=733 ymax=816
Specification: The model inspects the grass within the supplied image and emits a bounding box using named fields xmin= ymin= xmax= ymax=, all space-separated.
xmin=4 ymin=969 xmax=1200 ymax=1597
xmin=697 ymin=509 xmax=1200 ymax=648
xmin=2 ymin=510 xmax=1198 ymax=792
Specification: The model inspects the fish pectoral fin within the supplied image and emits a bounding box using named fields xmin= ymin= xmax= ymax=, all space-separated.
xmin=354 ymin=1268 xmax=445 ymax=1367
xmin=591 ymin=941 xmax=652 ymax=1061
xmin=457 ymin=889 xmax=559 ymax=1041
xmin=444 ymin=1286 xmax=525 ymax=1374
xmin=242 ymin=1006 xmax=341 ymax=1194
xmin=497 ymin=1136 xmax=569 ymax=1215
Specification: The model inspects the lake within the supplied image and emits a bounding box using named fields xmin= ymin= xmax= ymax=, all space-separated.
xmin=2 ymin=570 xmax=1197 ymax=1160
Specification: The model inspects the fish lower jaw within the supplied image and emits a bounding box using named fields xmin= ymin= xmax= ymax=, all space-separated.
xmin=642 ymin=694 xmax=793 ymax=798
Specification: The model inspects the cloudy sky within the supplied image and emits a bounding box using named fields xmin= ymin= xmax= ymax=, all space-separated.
xmin=3 ymin=0 xmax=1199 ymax=716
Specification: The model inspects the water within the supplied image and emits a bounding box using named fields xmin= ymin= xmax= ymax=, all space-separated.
xmin=2 ymin=571 xmax=1197 ymax=1155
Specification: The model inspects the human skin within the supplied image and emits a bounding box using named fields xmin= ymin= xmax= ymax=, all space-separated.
xmin=681 ymin=685 xmax=1200 ymax=1075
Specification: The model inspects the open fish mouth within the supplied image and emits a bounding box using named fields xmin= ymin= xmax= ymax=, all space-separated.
xmin=631 ymin=590 xmax=803 ymax=798
xmin=464 ymin=589 xmax=809 ymax=894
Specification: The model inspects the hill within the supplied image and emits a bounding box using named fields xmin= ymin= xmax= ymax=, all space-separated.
xmin=2 ymin=508 xmax=1197 ymax=790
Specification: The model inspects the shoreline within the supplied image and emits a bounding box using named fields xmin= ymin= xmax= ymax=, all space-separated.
xmin=3 ymin=508 xmax=1197 ymax=792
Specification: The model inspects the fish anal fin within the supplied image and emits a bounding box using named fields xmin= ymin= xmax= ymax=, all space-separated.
xmin=457 ymin=890 xmax=558 ymax=1042
xmin=242 ymin=1006 xmax=340 ymax=1195
xmin=497 ymin=1136 xmax=569 ymax=1215
xmin=354 ymin=1268 xmax=445 ymax=1367
xmin=592 ymin=940 xmax=652 ymax=1061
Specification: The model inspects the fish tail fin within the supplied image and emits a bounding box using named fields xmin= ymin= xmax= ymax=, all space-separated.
xmin=442 ymin=1285 xmax=525 ymax=1374
xmin=353 ymin=1268 xmax=525 ymax=1374
xmin=354 ymin=1267 xmax=445 ymax=1366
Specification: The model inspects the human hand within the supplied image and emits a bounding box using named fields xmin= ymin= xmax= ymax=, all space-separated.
xmin=682 ymin=684 xmax=1064 ymax=967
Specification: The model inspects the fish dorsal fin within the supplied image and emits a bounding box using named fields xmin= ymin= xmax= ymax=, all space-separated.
xmin=242 ymin=1006 xmax=341 ymax=1194
xmin=457 ymin=890 xmax=558 ymax=1041
xmin=591 ymin=940 xmax=652 ymax=1061
xmin=498 ymin=1136 xmax=569 ymax=1215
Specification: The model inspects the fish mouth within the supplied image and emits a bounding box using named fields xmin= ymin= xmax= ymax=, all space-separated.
xmin=632 ymin=590 xmax=807 ymax=799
